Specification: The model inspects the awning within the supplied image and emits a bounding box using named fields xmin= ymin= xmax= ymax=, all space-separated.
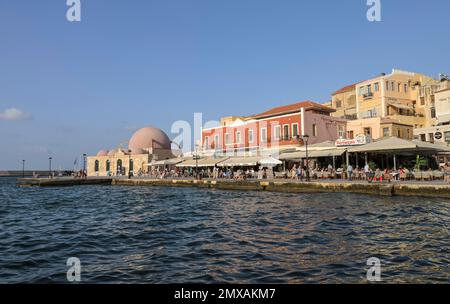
xmin=147 ymin=158 xmax=186 ymax=166
xmin=388 ymin=102 xmax=414 ymax=111
xmin=437 ymin=114 xmax=450 ymax=124
xmin=217 ymin=156 xmax=263 ymax=167
xmin=259 ymin=157 xmax=282 ymax=167
xmin=347 ymin=137 xmax=450 ymax=153
xmin=176 ymin=157 xmax=230 ymax=168
xmin=279 ymin=148 xmax=346 ymax=160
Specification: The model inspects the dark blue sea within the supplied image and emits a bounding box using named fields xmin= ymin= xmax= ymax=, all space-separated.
xmin=0 ymin=177 xmax=448 ymax=283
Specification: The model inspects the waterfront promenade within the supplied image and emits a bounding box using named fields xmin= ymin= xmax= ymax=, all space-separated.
xmin=16 ymin=176 xmax=450 ymax=199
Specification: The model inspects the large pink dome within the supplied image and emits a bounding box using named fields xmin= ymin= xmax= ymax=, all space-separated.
xmin=97 ymin=150 xmax=109 ymax=156
xmin=128 ymin=126 xmax=171 ymax=151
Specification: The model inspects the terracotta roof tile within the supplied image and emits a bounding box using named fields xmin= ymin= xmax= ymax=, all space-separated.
xmin=332 ymin=83 xmax=358 ymax=95
xmin=250 ymin=100 xmax=334 ymax=119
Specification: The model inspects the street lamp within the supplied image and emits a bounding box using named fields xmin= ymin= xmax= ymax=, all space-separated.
xmin=48 ymin=157 xmax=52 ymax=179
xmin=83 ymin=153 xmax=87 ymax=179
xmin=193 ymin=141 xmax=201 ymax=180
xmin=22 ymin=160 xmax=25 ymax=178
xmin=302 ymin=135 xmax=310 ymax=182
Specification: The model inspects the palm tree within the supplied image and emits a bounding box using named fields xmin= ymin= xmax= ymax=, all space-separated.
xmin=414 ymin=155 xmax=427 ymax=171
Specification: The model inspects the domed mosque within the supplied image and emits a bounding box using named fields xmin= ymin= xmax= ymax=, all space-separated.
xmin=87 ymin=126 xmax=174 ymax=177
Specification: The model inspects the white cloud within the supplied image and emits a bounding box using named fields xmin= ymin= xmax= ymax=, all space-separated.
xmin=0 ymin=108 xmax=31 ymax=121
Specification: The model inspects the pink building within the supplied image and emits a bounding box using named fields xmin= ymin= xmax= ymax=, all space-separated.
xmin=202 ymin=101 xmax=347 ymax=155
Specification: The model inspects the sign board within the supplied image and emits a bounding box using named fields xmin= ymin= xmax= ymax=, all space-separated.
xmin=435 ymin=132 xmax=443 ymax=140
xmin=336 ymin=135 xmax=370 ymax=147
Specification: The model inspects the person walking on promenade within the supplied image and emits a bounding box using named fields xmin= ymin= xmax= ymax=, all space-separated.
xmin=296 ymin=166 xmax=302 ymax=181
xmin=347 ymin=164 xmax=353 ymax=181
xmin=364 ymin=163 xmax=370 ymax=180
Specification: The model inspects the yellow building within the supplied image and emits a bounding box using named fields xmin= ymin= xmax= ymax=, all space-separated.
xmin=346 ymin=117 xmax=413 ymax=141
xmin=331 ymin=83 xmax=358 ymax=120
xmin=87 ymin=126 xmax=174 ymax=177
xmin=354 ymin=69 xmax=439 ymax=128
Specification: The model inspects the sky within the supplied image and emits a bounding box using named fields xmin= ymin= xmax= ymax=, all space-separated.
xmin=1 ymin=0 xmax=449 ymax=170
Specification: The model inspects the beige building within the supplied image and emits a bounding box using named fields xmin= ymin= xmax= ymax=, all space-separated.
xmin=414 ymin=76 xmax=450 ymax=144
xmin=87 ymin=126 xmax=174 ymax=177
xmin=346 ymin=117 xmax=413 ymax=141
xmin=331 ymin=84 xmax=358 ymax=120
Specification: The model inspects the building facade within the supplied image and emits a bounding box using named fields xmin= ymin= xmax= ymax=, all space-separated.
xmin=201 ymin=101 xmax=347 ymax=156
xmin=87 ymin=126 xmax=174 ymax=177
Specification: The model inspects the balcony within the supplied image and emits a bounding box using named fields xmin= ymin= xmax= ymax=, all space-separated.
xmin=363 ymin=92 xmax=374 ymax=100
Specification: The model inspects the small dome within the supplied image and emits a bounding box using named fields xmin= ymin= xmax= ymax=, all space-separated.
xmin=97 ymin=150 xmax=109 ymax=156
xmin=129 ymin=126 xmax=171 ymax=151
xmin=107 ymin=149 xmax=117 ymax=156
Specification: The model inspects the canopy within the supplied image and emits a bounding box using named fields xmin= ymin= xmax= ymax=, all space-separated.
xmin=279 ymin=148 xmax=346 ymax=160
xmin=217 ymin=156 xmax=263 ymax=167
xmin=347 ymin=137 xmax=450 ymax=153
xmin=176 ymin=157 xmax=230 ymax=168
xmin=259 ymin=157 xmax=282 ymax=167
xmin=147 ymin=158 xmax=186 ymax=166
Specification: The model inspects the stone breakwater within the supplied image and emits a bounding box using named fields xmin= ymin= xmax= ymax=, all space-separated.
xmin=112 ymin=179 xmax=450 ymax=199
xmin=16 ymin=177 xmax=450 ymax=199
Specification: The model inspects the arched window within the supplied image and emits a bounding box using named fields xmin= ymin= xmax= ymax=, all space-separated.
xmin=94 ymin=160 xmax=99 ymax=172
xmin=129 ymin=159 xmax=134 ymax=173
xmin=106 ymin=160 xmax=110 ymax=172
xmin=117 ymin=159 xmax=123 ymax=175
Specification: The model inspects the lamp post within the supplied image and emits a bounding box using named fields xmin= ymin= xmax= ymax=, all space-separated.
xmin=83 ymin=154 xmax=87 ymax=179
xmin=193 ymin=142 xmax=200 ymax=180
xmin=302 ymin=135 xmax=310 ymax=182
xmin=48 ymin=157 xmax=52 ymax=179
xmin=22 ymin=160 xmax=25 ymax=178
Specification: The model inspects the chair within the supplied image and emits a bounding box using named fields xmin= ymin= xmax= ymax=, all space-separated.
xmin=383 ymin=173 xmax=392 ymax=183
xmin=413 ymin=171 xmax=422 ymax=181
xmin=433 ymin=171 xmax=444 ymax=180
xmin=421 ymin=171 xmax=432 ymax=181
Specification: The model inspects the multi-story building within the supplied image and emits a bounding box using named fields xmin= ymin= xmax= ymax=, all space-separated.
xmin=414 ymin=76 xmax=450 ymax=144
xmin=201 ymin=101 xmax=347 ymax=156
xmin=331 ymin=69 xmax=441 ymax=140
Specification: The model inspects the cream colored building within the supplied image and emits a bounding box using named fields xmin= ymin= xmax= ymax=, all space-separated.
xmin=330 ymin=84 xmax=358 ymax=120
xmin=87 ymin=126 xmax=174 ymax=177
xmin=414 ymin=77 xmax=450 ymax=144
xmin=346 ymin=117 xmax=413 ymax=141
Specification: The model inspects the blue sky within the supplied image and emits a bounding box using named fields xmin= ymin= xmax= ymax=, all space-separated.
xmin=1 ymin=0 xmax=449 ymax=170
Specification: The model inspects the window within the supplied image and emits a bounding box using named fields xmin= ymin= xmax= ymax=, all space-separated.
xmin=431 ymin=108 xmax=436 ymax=118
xmin=236 ymin=131 xmax=241 ymax=144
xmin=204 ymin=136 xmax=209 ymax=148
xmin=347 ymin=131 xmax=354 ymax=139
xmin=367 ymin=85 xmax=372 ymax=94
xmin=374 ymin=83 xmax=379 ymax=92
xmin=283 ymin=125 xmax=290 ymax=140
xmin=260 ymin=128 xmax=267 ymax=143
xmin=274 ymin=125 xmax=281 ymax=141
xmin=391 ymin=82 xmax=395 ymax=91
xmin=420 ymin=134 xmax=426 ymax=142
xmin=292 ymin=123 xmax=299 ymax=138
xmin=106 ymin=160 xmax=110 ymax=172
xmin=404 ymin=84 xmax=408 ymax=93
xmin=383 ymin=128 xmax=390 ymax=137
xmin=429 ymin=133 xmax=435 ymax=144
xmin=335 ymin=100 xmax=342 ymax=108
xmin=398 ymin=83 xmax=401 ymax=92
xmin=312 ymin=124 xmax=317 ymax=137
xmin=225 ymin=133 xmax=230 ymax=145
xmin=364 ymin=127 xmax=372 ymax=136
xmin=94 ymin=160 xmax=99 ymax=172
xmin=420 ymin=97 xmax=425 ymax=105
xmin=398 ymin=129 xmax=402 ymax=138
xmin=338 ymin=126 xmax=345 ymax=139
xmin=214 ymin=135 xmax=219 ymax=148
xmin=386 ymin=81 xmax=390 ymax=91
xmin=248 ymin=129 xmax=253 ymax=144
xmin=445 ymin=132 xmax=450 ymax=143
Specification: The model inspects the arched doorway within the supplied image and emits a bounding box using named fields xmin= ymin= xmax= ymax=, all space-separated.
xmin=106 ymin=160 xmax=110 ymax=176
xmin=129 ymin=159 xmax=134 ymax=176
xmin=94 ymin=160 xmax=99 ymax=172
xmin=117 ymin=159 xmax=123 ymax=175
